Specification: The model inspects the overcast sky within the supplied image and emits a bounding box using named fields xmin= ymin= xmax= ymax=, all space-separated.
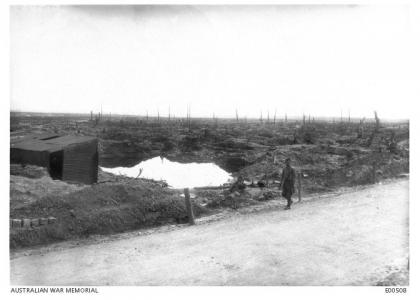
xmin=10 ymin=5 xmax=416 ymax=119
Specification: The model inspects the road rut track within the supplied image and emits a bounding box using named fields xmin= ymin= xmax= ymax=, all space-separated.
xmin=10 ymin=179 xmax=408 ymax=286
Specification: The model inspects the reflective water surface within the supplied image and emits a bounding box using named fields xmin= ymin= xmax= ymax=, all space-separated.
xmin=101 ymin=156 xmax=232 ymax=189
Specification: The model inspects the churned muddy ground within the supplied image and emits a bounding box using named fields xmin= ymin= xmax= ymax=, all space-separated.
xmin=10 ymin=179 xmax=408 ymax=286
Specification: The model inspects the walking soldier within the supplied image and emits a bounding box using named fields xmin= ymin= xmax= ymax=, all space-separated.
xmin=280 ymin=158 xmax=296 ymax=210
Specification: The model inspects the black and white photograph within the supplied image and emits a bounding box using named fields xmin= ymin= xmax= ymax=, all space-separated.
xmin=5 ymin=0 xmax=418 ymax=293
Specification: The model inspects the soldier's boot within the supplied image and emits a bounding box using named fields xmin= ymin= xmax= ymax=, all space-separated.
xmin=284 ymin=198 xmax=292 ymax=210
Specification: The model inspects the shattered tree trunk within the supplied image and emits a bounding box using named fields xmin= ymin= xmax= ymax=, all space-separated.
xmin=374 ymin=111 xmax=380 ymax=132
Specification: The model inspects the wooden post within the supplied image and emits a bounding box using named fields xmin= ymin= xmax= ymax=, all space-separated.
xmin=297 ymin=172 xmax=302 ymax=202
xmin=372 ymin=162 xmax=376 ymax=184
xmin=184 ymin=188 xmax=195 ymax=225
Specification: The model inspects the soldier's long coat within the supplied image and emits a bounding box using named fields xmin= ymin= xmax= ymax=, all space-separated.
xmin=281 ymin=165 xmax=296 ymax=198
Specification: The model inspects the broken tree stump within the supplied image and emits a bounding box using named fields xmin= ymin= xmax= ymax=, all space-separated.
xmin=183 ymin=188 xmax=195 ymax=225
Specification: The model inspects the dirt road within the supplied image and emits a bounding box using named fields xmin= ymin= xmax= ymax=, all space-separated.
xmin=10 ymin=179 xmax=409 ymax=286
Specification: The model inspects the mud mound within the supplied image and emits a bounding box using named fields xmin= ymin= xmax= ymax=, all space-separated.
xmin=10 ymin=175 xmax=85 ymax=210
xmin=198 ymin=188 xmax=273 ymax=209
xmin=10 ymin=178 xmax=207 ymax=249
xmin=237 ymin=143 xmax=408 ymax=194
xmin=10 ymin=164 xmax=49 ymax=179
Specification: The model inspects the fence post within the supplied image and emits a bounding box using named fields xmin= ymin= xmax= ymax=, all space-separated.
xmin=297 ymin=172 xmax=302 ymax=202
xmin=372 ymin=162 xmax=377 ymax=184
xmin=184 ymin=188 xmax=195 ymax=225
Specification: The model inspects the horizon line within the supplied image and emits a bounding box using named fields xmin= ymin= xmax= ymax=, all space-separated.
xmin=10 ymin=110 xmax=409 ymax=122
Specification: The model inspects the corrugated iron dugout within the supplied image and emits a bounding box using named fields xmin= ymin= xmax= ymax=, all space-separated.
xmin=11 ymin=134 xmax=98 ymax=184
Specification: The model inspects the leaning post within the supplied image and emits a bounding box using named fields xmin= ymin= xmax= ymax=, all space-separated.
xmin=184 ymin=188 xmax=195 ymax=225
xmin=297 ymin=172 xmax=302 ymax=203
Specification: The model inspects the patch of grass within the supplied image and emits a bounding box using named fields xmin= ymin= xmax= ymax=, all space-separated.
xmin=10 ymin=179 xmax=207 ymax=249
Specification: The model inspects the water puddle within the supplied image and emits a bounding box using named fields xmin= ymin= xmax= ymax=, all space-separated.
xmin=101 ymin=156 xmax=233 ymax=189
